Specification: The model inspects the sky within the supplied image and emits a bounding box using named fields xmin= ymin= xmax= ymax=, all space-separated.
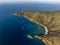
xmin=0 ymin=0 xmax=60 ymax=4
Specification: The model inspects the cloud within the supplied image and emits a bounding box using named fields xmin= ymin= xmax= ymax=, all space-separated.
xmin=0 ymin=0 xmax=60 ymax=4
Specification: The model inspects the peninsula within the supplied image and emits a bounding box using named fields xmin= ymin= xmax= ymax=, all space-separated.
xmin=14 ymin=10 xmax=60 ymax=45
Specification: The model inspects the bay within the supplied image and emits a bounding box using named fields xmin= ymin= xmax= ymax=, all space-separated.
xmin=0 ymin=3 xmax=60 ymax=45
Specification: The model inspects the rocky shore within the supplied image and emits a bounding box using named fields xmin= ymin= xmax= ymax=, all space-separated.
xmin=14 ymin=10 xmax=60 ymax=45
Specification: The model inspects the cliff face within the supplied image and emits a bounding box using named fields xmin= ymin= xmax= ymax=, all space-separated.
xmin=14 ymin=10 xmax=60 ymax=45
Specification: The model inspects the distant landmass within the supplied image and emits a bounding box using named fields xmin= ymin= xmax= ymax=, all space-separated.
xmin=14 ymin=10 xmax=60 ymax=45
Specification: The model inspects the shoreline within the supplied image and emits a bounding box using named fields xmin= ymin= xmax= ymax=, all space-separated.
xmin=24 ymin=16 xmax=48 ymax=35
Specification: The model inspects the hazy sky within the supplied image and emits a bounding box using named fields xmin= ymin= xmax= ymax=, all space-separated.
xmin=0 ymin=0 xmax=60 ymax=4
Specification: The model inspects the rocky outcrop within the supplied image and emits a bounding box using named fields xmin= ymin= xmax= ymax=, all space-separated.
xmin=14 ymin=10 xmax=60 ymax=45
xmin=34 ymin=35 xmax=60 ymax=45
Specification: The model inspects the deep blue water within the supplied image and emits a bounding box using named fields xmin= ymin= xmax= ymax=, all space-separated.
xmin=0 ymin=3 xmax=60 ymax=45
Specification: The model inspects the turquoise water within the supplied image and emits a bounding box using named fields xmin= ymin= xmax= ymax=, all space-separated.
xmin=0 ymin=3 xmax=60 ymax=45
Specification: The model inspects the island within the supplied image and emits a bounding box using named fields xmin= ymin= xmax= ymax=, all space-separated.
xmin=14 ymin=10 xmax=60 ymax=45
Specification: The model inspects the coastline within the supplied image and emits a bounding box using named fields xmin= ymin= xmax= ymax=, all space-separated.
xmin=24 ymin=16 xmax=48 ymax=35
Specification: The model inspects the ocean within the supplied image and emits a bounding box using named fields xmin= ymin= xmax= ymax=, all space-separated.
xmin=0 ymin=3 xmax=60 ymax=45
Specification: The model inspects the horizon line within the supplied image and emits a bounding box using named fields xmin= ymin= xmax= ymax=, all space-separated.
xmin=0 ymin=0 xmax=60 ymax=4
